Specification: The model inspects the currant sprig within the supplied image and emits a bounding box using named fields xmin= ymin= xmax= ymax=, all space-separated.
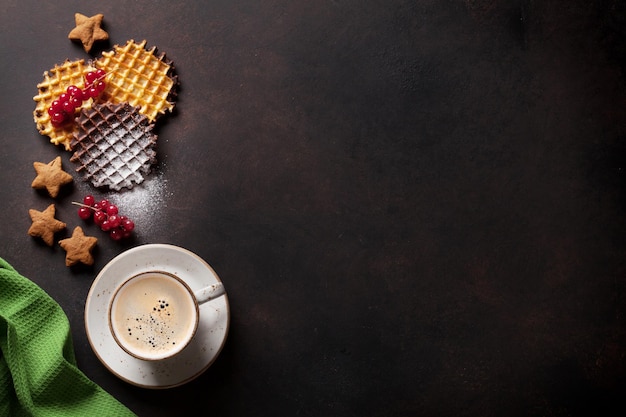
xmin=72 ymin=195 xmax=135 ymax=241
xmin=48 ymin=69 xmax=108 ymax=127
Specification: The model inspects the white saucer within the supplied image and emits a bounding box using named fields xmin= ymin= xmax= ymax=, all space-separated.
xmin=85 ymin=244 xmax=230 ymax=389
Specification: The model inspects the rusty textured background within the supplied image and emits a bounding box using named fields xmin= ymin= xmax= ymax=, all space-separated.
xmin=1 ymin=0 xmax=626 ymax=415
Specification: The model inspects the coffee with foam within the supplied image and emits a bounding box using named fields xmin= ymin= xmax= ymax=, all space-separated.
xmin=109 ymin=271 xmax=199 ymax=360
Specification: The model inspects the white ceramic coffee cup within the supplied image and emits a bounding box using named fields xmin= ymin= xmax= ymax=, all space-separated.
xmin=108 ymin=270 xmax=225 ymax=361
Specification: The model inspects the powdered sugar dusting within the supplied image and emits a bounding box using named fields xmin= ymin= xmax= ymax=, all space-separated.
xmin=112 ymin=168 xmax=172 ymax=236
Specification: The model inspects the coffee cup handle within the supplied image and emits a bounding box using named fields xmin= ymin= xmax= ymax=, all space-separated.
xmin=194 ymin=282 xmax=226 ymax=305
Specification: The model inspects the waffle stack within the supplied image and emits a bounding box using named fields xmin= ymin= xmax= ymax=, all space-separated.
xmin=33 ymin=59 xmax=96 ymax=150
xmin=33 ymin=39 xmax=178 ymax=190
xmin=70 ymin=103 xmax=157 ymax=191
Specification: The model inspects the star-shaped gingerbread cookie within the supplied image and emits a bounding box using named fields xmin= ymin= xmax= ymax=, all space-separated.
xmin=59 ymin=226 xmax=98 ymax=266
xmin=28 ymin=204 xmax=67 ymax=246
xmin=31 ymin=156 xmax=73 ymax=198
xmin=68 ymin=13 xmax=109 ymax=53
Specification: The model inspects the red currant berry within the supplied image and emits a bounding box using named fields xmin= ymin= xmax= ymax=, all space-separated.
xmin=94 ymin=80 xmax=106 ymax=94
xmin=50 ymin=112 xmax=67 ymax=126
xmin=62 ymin=100 xmax=76 ymax=114
xmin=70 ymin=96 xmax=82 ymax=108
xmin=110 ymin=228 xmax=123 ymax=241
xmin=59 ymin=92 xmax=70 ymax=103
xmin=108 ymin=215 xmax=121 ymax=228
xmin=100 ymin=220 xmax=112 ymax=232
xmin=83 ymin=195 xmax=95 ymax=206
xmin=50 ymin=99 xmax=64 ymax=113
xmin=85 ymin=71 xmax=98 ymax=85
xmin=121 ymin=218 xmax=135 ymax=232
xmin=78 ymin=207 xmax=92 ymax=220
xmin=95 ymin=69 xmax=106 ymax=80
xmin=93 ymin=211 xmax=107 ymax=225
xmin=86 ymin=86 xmax=100 ymax=99
xmin=105 ymin=204 xmax=119 ymax=216
xmin=67 ymin=85 xmax=84 ymax=100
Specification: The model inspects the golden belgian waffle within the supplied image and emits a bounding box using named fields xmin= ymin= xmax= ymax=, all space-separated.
xmin=95 ymin=39 xmax=177 ymax=122
xmin=70 ymin=102 xmax=158 ymax=191
xmin=33 ymin=59 xmax=96 ymax=150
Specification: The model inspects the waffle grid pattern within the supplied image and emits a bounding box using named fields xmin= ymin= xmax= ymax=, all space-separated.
xmin=70 ymin=103 xmax=157 ymax=191
xmin=96 ymin=39 xmax=176 ymax=122
xmin=33 ymin=60 xmax=95 ymax=150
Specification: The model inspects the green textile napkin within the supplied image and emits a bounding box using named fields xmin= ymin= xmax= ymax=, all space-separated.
xmin=0 ymin=257 xmax=136 ymax=417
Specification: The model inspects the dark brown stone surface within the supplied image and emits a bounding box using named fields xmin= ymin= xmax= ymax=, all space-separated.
xmin=1 ymin=1 xmax=626 ymax=415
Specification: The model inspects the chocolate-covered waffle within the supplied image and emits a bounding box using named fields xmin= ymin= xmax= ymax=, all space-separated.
xmin=95 ymin=39 xmax=177 ymax=122
xmin=70 ymin=102 xmax=158 ymax=191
